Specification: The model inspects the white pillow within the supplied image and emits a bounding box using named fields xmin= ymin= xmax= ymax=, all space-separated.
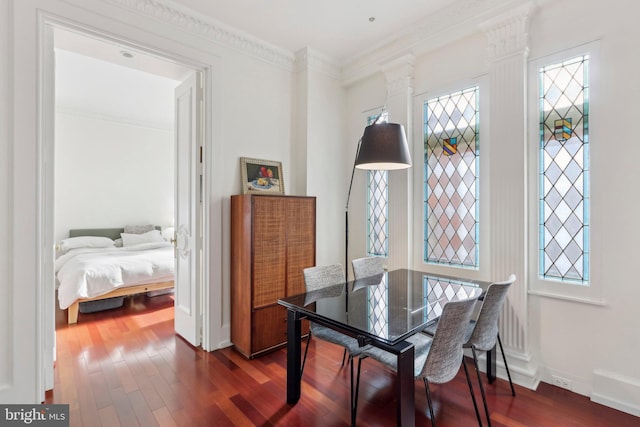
xmin=121 ymin=229 xmax=165 ymax=247
xmin=59 ymin=236 xmax=115 ymax=254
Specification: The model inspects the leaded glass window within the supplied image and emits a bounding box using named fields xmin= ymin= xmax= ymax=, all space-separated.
xmin=367 ymin=274 xmax=388 ymax=339
xmin=423 ymin=87 xmax=479 ymax=267
xmin=367 ymin=112 xmax=389 ymax=257
xmin=538 ymin=55 xmax=589 ymax=283
xmin=423 ymin=277 xmax=480 ymax=323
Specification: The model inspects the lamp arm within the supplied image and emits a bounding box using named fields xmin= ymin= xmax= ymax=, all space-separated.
xmin=345 ymin=137 xmax=362 ymax=212
xmin=345 ymin=137 xmax=363 ymax=283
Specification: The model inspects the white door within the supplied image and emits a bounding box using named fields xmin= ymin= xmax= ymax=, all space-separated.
xmin=174 ymin=72 xmax=203 ymax=346
xmin=43 ymin=22 xmax=56 ymax=393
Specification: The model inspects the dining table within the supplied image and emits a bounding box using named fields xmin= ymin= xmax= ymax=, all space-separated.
xmin=278 ymin=268 xmax=493 ymax=426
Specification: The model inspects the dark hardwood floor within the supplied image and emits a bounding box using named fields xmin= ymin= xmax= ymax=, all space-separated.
xmin=47 ymin=294 xmax=639 ymax=426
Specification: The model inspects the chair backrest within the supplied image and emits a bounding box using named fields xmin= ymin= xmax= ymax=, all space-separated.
xmin=421 ymin=296 xmax=479 ymax=384
xmin=303 ymin=264 xmax=345 ymax=292
xmin=351 ymin=256 xmax=385 ymax=280
xmin=466 ymin=274 xmax=516 ymax=352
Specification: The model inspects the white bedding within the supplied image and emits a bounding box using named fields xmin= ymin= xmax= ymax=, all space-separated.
xmin=55 ymin=241 xmax=175 ymax=310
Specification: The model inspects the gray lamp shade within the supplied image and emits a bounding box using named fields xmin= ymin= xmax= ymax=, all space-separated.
xmin=355 ymin=122 xmax=412 ymax=170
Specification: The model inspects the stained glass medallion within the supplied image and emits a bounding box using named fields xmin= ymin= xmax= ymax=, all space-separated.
xmin=443 ymin=137 xmax=458 ymax=156
xmin=423 ymin=87 xmax=479 ymax=267
xmin=539 ymin=55 xmax=589 ymax=283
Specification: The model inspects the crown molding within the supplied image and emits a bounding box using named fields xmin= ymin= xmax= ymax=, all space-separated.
xmin=294 ymin=48 xmax=342 ymax=80
xmin=56 ymin=106 xmax=173 ymax=131
xmin=101 ymin=0 xmax=536 ymax=84
xmin=341 ymin=0 xmax=531 ymax=86
xmin=103 ymin=0 xmax=295 ymax=70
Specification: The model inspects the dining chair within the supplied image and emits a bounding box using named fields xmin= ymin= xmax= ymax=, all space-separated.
xmin=353 ymin=296 xmax=483 ymax=427
xmin=302 ymin=264 xmax=368 ymax=419
xmin=422 ymin=274 xmax=516 ymax=427
xmin=351 ymin=256 xmax=385 ymax=279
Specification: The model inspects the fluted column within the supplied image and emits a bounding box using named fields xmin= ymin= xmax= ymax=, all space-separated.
xmin=381 ymin=54 xmax=414 ymax=271
xmin=480 ymin=2 xmax=536 ymax=385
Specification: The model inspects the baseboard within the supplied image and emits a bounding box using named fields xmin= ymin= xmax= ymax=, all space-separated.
xmin=471 ymin=348 xmax=539 ymax=390
xmin=591 ymin=369 xmax=640 ymax=417
xmin=216 ymin=323 xmax=232 ymax=350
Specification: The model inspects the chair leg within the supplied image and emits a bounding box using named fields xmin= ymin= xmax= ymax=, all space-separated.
xmin=300 ymin=331 xmax=312 ymax=379
xmin=497 ymin=334 xmax=516 ymax=396
xmin=341 ymin=348 xmax=348 ymax=366
xmin=471 ymin=348 xmax=491 ymax=427
xmin=462 ymin=357 xmax=483 ymax=427
xmin=423 ymin=378 xmax=436 ymax=427
xmin=352 ymin=357 xmax=363 ymax=427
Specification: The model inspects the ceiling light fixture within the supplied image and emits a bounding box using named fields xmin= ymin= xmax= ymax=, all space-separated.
xmin=369 ymin=16 xmax=375 ymax=22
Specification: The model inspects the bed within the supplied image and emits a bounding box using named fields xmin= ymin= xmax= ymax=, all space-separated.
xmin=55 ymin=226 xmax=175 ymax=324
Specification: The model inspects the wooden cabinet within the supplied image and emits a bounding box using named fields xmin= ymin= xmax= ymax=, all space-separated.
xmin=230 ymin=194 xmax=315 ymax=358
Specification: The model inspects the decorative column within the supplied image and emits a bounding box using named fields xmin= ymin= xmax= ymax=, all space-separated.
xmin=480 ymin=2 xmax=537 ymax=387
xmin=380 ymin=54 xmax=414 ymax=271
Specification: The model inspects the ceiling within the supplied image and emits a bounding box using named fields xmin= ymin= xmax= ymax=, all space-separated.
xmin=54 ymin=27 xmax=189 ymax=130
xmin=171 ymin=0 xmax=457 ymax=62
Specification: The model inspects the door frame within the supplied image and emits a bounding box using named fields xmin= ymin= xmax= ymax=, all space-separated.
xmin=38 ymin=15 xmax=222 ymax=395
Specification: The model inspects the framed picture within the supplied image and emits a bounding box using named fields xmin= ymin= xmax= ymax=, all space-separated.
xmin=240 ymin=157 xmax=285 ymax=195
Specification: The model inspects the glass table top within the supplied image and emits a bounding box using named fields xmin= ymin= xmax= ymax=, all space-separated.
xmin=279 ymin=269 xmax=488 ymax=346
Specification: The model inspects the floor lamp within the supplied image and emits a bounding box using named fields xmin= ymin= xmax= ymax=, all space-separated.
xmin=345 ymin=121 xmax=412 ymax=283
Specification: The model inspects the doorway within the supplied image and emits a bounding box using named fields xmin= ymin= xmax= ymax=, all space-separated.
xmin=42 ymin=23 xmax=208 ymax=391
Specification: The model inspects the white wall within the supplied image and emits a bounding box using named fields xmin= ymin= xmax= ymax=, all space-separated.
xmin=54 ymin=113 xmax=174 ymax=242
xmin=295 ymin=49 xmax=347 ymax=267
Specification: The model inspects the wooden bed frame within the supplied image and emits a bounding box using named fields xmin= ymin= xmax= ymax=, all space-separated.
xmin=64 ymin=227 xmax=174 ymax=324
xmin=67 ymin=280 xmax=174 ymax=324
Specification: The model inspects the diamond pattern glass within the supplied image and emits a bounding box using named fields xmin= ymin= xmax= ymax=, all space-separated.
xmin=368 ymin=170 xmax=388 ymax=256
xmin=539 ymin=55 xmax=589 ymax=284
xmin=367 ymin=274 xmax=388 ymax=338
xmin=423 ymin=276 xmax=480 ymax=323
xmin=423 ymin=87 xmax=479 ymax=266
xmin=367 ymin=112 xmax=389 ymax=257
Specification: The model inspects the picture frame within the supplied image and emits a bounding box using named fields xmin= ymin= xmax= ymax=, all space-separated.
xmin=240 ymin=157 xmax=285 ymax=195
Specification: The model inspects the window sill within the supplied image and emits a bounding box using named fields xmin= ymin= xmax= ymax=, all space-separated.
xmin=528 ymin=289 xmax=607 ymax=306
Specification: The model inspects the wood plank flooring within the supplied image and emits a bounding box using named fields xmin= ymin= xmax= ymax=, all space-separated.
xmin=46 ymin=294 xmax=639 ymax=426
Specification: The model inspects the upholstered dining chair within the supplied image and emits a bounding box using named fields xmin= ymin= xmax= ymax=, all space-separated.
xmin=353 ymin=296 xmax=483 ymax=427
xmin=423 ymin=274 xmax=516 ymax=427
xmin=351 ymin=256 xmax=385 ymax=280
xmin=302 ymin=264 xmax=368 ymax=420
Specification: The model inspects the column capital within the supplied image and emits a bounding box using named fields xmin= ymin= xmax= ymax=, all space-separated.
xmin=380 ymin=54 xmax=415 ymax=97
xmin=479 ymin=2 xmax=535 ymax=61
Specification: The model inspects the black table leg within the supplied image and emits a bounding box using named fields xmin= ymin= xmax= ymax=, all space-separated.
xmin=286 ymin=309 xmax=302 ymax=404
xmin=486 ymin=345 xmax=496 ymax=383
xmin=396 ymin=341 xmax=415 ymax=427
